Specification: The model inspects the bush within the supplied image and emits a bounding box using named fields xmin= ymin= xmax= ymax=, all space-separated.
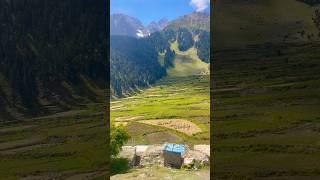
xmin=110 ymin=123 xmax=130 ymax=157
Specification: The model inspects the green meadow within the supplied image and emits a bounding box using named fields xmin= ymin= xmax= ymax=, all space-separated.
xmin=0 ymin=97 xmax=108 ymax=179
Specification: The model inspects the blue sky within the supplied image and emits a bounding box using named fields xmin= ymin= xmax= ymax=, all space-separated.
xmin=111 ymin=0 xmax=210 ymax=26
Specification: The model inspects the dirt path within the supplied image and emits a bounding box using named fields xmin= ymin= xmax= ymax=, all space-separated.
xmin=115 ymin=116 xmax=144 ymax=122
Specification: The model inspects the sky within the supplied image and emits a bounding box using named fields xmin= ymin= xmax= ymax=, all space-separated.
xmin=111 ymin=0 xmax=210 ymax=26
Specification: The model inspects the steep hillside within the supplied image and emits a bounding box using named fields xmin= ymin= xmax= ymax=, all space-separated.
xmin=166 ymin=12 xmax=210 ymax=32
xmin=213 ymin=0 xmax=320 ymax=48
xmin=0 ymin=0 xmax=108 ymax=121
xmin=110 ymin=35 xmax=167 ymax=97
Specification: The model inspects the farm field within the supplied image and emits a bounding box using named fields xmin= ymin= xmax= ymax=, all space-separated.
xmin=212 ymin=42 xmax=320 ymax=179
xmin=0 ymin=101 xmax=108 ymax=179
xmin=111 ymin=75 xmax=210 ymax=146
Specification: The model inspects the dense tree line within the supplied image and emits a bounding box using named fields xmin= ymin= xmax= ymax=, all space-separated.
xmin=0 ymin=0 xmax=108 ymax=118
xmin=195 ymin=31 xmax=210 ymax=63
xmin=164 ymin=48 xmax=175 ymax=68
xmin=177 ymin=28 xmax=194 ymax=51
xmin=110 ymin=36 xmax=166 ymax=97
xmin=143 ymin=32 xmax=170 ymax=53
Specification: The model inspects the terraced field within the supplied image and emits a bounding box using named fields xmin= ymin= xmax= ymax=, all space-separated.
xmin=212 ymin=43 xmax=320 ymax=179
xmin=111 ymin=75 xmax=210 ymax=145
xmin=0 ymin=102 xmax=108 ymax=179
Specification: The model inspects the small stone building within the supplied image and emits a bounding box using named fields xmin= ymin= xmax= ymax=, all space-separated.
xmin=119 ymin=146 xmax=140 ymax=167
xmin=163 ymin=144 xmax=185 ymax=168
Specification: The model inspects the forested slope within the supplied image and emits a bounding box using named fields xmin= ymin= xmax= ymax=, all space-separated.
xmin=110 ymin=35 xmax=167 ymax=97
xmin=110 ymin=26 xmax=210 ymax=97
xmin=0 ymin=0 xmax=108 ymax=121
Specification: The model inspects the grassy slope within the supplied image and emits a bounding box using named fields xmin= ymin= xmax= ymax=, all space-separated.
xmin=167 ymin=41 xmax=209 ymax=77
xmin=213 ymin=0 xmax=320 ymax=179
xmin=212 ymin=43 xmax=320 ymax=179
xmin=0 ymin=92 xmax=108 ymax=178
xmin=213 ymin=0 xmax=320 ymax=48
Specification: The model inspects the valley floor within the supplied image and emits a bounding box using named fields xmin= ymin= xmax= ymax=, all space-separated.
xmin=111 ymin=75 xmax=210 ymax=146
xmin=110 ymin=43 xmax=210 ymax=177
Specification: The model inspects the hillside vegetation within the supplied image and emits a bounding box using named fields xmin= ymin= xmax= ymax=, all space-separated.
xmin=213 ymin=0 xmax=320 ymax=178
xmin=0 ymin=0 xmax=109 ymax=178
xmin=213 ymin=0 xmax=320 ymax=48
xmin=212 ymin=42 xmax=320 ymax=179
xmin=0 ymin=0 xmax=108 ymax=121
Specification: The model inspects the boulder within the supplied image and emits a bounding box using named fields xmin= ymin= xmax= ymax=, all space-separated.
xmin=183 ymin=149 xmax=209 ymax=168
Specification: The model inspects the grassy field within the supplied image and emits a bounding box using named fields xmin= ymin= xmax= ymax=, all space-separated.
xmin=0 ymin=98 xmax=108 ymax=179
xmin=111 ymin=165 xmax=210 ymax=180
xmin=212 ymin=42 xmax=320 ymax=179
xmin=111 ymin=43 xmax=210 ymax=146
xmin=213 ymin=0 xmax=320 ymax=48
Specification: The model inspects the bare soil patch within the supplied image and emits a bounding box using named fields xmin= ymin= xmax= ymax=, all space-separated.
xmin=115 ymin=116 xmax=144 ymax=122
xmin=111 ymin=104 xmax=125 ymax=111
xmin=139 ymin=119 xmax=202 ymax=136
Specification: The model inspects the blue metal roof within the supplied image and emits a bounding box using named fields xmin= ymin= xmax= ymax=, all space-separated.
xmin=163 ymin=144 xmax=185 ymax=154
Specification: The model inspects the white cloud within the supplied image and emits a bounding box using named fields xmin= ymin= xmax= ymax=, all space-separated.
xmin=189 ymin=0 xmax=210 ymax=12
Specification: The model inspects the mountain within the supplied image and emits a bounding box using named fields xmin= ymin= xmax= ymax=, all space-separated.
xmin=147 ymin=18 xmax=169 ymax=33
xmin=165 ymin=12 xmax=210 ymax=32
xmin=164 ymin=12 xmax=210 ymax=62
xmin=110 ymin=13 xmax=150 ymax=38
xmin=213 ymin=0 xmax=320 ymax=49
xmin=110 ymin=12 xmax=210 ymax=97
